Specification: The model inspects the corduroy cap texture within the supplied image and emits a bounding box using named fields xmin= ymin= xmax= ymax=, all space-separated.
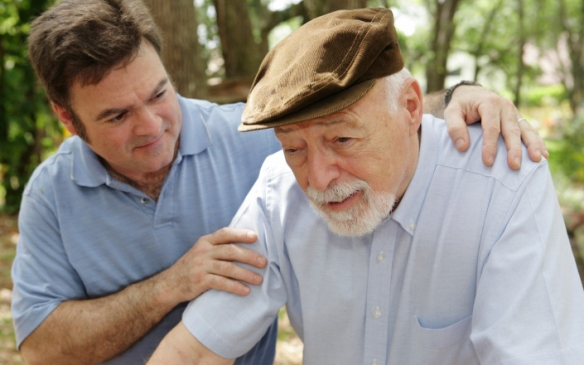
xmin=239 ymin=7 xmax=404 ymax=132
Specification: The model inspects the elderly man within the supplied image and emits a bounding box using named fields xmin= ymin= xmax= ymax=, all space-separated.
xmin=12 ymin=1 xmax=547 ymax=364
xmin=148 ymin=7 xmax=584 ymax=365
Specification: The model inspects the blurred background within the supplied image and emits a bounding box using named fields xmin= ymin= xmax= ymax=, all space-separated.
xmin=0 ymin=0 xmax=583 ymax=363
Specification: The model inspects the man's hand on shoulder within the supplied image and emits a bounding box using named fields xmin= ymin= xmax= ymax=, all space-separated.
xmin=156 ymin=227 xmax=267 ymax=306
xmin=443 ymin=84 xmax=548 ymax=170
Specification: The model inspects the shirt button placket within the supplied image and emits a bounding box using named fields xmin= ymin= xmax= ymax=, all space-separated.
xmin=376 ymin=251 xmax=385 ymax=263
xmin=373 ymin=306 xmax=382 ymax=319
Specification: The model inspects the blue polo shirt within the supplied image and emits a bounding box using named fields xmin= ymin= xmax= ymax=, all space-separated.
xmin=11 ymin=96 xmax=282 ymax=364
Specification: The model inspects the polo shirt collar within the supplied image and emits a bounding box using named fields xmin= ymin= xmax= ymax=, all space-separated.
xmin=70 ymin=94 xmax=211 ymax=187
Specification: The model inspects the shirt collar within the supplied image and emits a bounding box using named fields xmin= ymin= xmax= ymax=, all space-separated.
xmin=391 ymin=114 xmax=439 ymax=235
xmin=70 ymin=94 xmax=212 ymax=187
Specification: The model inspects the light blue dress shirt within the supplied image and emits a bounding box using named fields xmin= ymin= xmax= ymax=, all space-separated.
xmin=184 ymin=115 xmax=584 ymax=364
xmin=11 ymin=96 xmax=281 ymax=364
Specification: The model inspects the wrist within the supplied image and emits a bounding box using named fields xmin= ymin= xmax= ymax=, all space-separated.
xmin=145 ymin=269 xmax=184 ymax=310
xmin=444 ymin=80 xmax=481 ymax=106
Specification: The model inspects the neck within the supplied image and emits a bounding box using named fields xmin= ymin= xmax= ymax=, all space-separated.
xmin=104 ymin=162 xmax=171 ymax=201
xmin=100 ymin=140 xmax=179 ymax=201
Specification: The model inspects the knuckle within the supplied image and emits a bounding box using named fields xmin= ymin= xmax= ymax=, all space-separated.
xmin=222 ymin=243 xmax=240 ymax=258
xmin=446 ymin=123 xmax=464 ymax=135
xmin=500 ymin=97 xmax=515 ymax=109
xmin=214 ymin=259 xmax=234 ymax=275
xmin=507 ymin=127 xmax=521 ymax=138
xmin=215 ymin=227 xmax=231 ymax=239
xmin=484 ymin=124 xmax=501 ymax=135
xmin=483 ymin=138 xmax=498 ymax=149
xmin=206 ymin=275 xmax=224 ymax=290
xmin=482 ymin=93 xmax=502 ymax=107
xmin=192 ymin=268 xmax=208 ymax=284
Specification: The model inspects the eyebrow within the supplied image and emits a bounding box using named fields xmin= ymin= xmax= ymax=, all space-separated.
xmin=275 ymin=118 xmax=353 ymax=135
xmin=94 ymin=78 xmax=169 ymax=122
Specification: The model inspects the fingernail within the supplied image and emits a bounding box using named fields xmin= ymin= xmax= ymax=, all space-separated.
xmin=455 ymin=139 xmax=465 ymax=150
xmin=486 ymin=156 xmax=494 ymax=165
xmin=246 ymin=231 xmax=256 ymax=238
xmin=535 ymin=149 xmax=542 ymax=161
xmin=514 ymin=157 xmax=521 ymax=168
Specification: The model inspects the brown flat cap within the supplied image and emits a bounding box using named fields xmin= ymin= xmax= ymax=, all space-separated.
xmin=239 ymin=7 xmax=404 ymax=132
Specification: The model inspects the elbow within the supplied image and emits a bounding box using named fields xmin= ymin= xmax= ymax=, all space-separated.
xmin=20 ymin=342 xmax=47 ymax=365
xmin=20 ymin=339 xmax=79 ymax=365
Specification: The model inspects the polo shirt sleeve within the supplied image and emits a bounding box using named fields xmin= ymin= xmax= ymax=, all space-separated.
xmin=11 ymin=189 xmax=87 ymax=348
xmin=470 ymin=162 xmax=584 ymax=364
xmin=181 ymin=157 xmax=288 ymax=359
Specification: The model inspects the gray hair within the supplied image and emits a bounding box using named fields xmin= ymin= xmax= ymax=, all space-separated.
xmin=383 ymin=68 xmax=412 ymax=114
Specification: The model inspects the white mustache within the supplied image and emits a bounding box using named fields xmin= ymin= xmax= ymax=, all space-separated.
xmin=306 ymin=179 xmax=369 ymax=204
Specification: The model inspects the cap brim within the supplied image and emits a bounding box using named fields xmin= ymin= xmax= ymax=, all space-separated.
xmin=239 ymin=79 xmax=377 ymax=132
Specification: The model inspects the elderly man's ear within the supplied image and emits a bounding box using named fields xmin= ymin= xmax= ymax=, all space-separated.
xmin=402 ymin=78 xmax=423 ymax=135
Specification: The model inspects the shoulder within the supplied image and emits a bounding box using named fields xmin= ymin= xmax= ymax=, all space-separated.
xmin=251 ymin=151 xmax=301 ymax=207
xmin=179 ymin=96 xmax=245 ymax=126
xmin=421 ymin=115 xmax=546 ymax=191
xmin=24 ymin=137 xmax=79 ymax=195
xmin=179 ymin=95 xmax=280 ymax=158
xmin=258 ymin=151 xmax=295 ymax=183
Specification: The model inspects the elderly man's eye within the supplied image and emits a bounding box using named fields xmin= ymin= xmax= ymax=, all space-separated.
xmin=337 ymin=137 xmax=352 ymax=143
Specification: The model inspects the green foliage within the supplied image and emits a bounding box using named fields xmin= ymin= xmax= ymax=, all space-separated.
xmin=522 ymin=84 xmax=567 ymax=107
xmin=0 ymin=0 xmax=59 ymax=214
xmin=547 ymin=112 xmax=584 ymax=184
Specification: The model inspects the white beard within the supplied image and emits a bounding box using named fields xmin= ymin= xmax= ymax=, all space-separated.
xmin=306 ymin=178 xmax=396 ymax=237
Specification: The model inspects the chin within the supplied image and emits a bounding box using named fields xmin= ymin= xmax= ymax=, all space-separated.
xmin=310 ymin=192 xmax=396 ymax=238
xmin=325 ymin=217 xmax=383 ymax=237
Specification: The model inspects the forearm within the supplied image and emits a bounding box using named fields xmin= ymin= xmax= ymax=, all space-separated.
xmin=147 ymin=322 xmax=235 ymax=365
xmin=422 ymin=90 xmax=447 ymax=119
xmin=20 ymin=272 xmax=179 ymax=365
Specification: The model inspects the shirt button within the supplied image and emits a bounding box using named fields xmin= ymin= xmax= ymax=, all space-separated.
xmin=409 ymin=220 xmax=416 ymax=230
xmin=376 ymin=251 xmax=385 ymax=263
xmin=371 ymin=359 xmax=378 ymax=365
xmin=373 ymin=306 xmax=382 ymax=318
xmin=140 ymin=197 xmax=149 ymax=204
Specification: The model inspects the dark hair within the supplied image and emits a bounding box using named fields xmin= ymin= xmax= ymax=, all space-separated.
xmin=28 ymin=0 xmax=162 ymax=110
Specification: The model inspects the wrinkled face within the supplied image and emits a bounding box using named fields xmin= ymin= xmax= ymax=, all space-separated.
xmin=56 ymin=41 xmax=182 ymax=181
xmin=275 ymin=78 xmax=421 ymax=237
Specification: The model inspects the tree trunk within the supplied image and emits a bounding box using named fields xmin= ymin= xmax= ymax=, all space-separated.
xmin=143 ymin=0 xmax=207 ymax=99
xmin=213 ymin=0 xmax=261 ymax=79
xmin=303 ymin=0 xmax=369 ymax=21
xmin=425 ymin=0 xmax=462 ymax=92
xmin=0 ymin=33 xmax=6 ymax=147
xmin=557 ymin=0 xmax=584 ymax=115
xmin=512 ymin=0 xmax=526 ymax=106
xmin=470 ymin=0 xmax=503 ymax=81
xmin=256 ymin=1 xmax=307 ymax=57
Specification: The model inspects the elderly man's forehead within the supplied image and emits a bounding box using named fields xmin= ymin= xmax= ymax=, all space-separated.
xmin=274 ymin=114 xmax=363 ymax=135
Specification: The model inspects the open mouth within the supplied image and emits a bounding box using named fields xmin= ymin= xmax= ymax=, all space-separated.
xmin=326 ymin=190 xmax=361 ymax=210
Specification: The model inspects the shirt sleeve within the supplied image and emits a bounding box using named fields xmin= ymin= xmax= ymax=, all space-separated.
xmin=470 ymin=162 xmax=584 ymax=364
xmin=181 ymin=161 xmax=288 ymax=359
xmin=11 ymin=191 xmax=87 ymax=347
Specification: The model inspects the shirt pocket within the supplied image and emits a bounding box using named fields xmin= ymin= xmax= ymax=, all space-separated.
xmin=413 ymin=314 xmax=472 ymax=349
xmin=405 ymin=315 xmax=478 ymax=364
